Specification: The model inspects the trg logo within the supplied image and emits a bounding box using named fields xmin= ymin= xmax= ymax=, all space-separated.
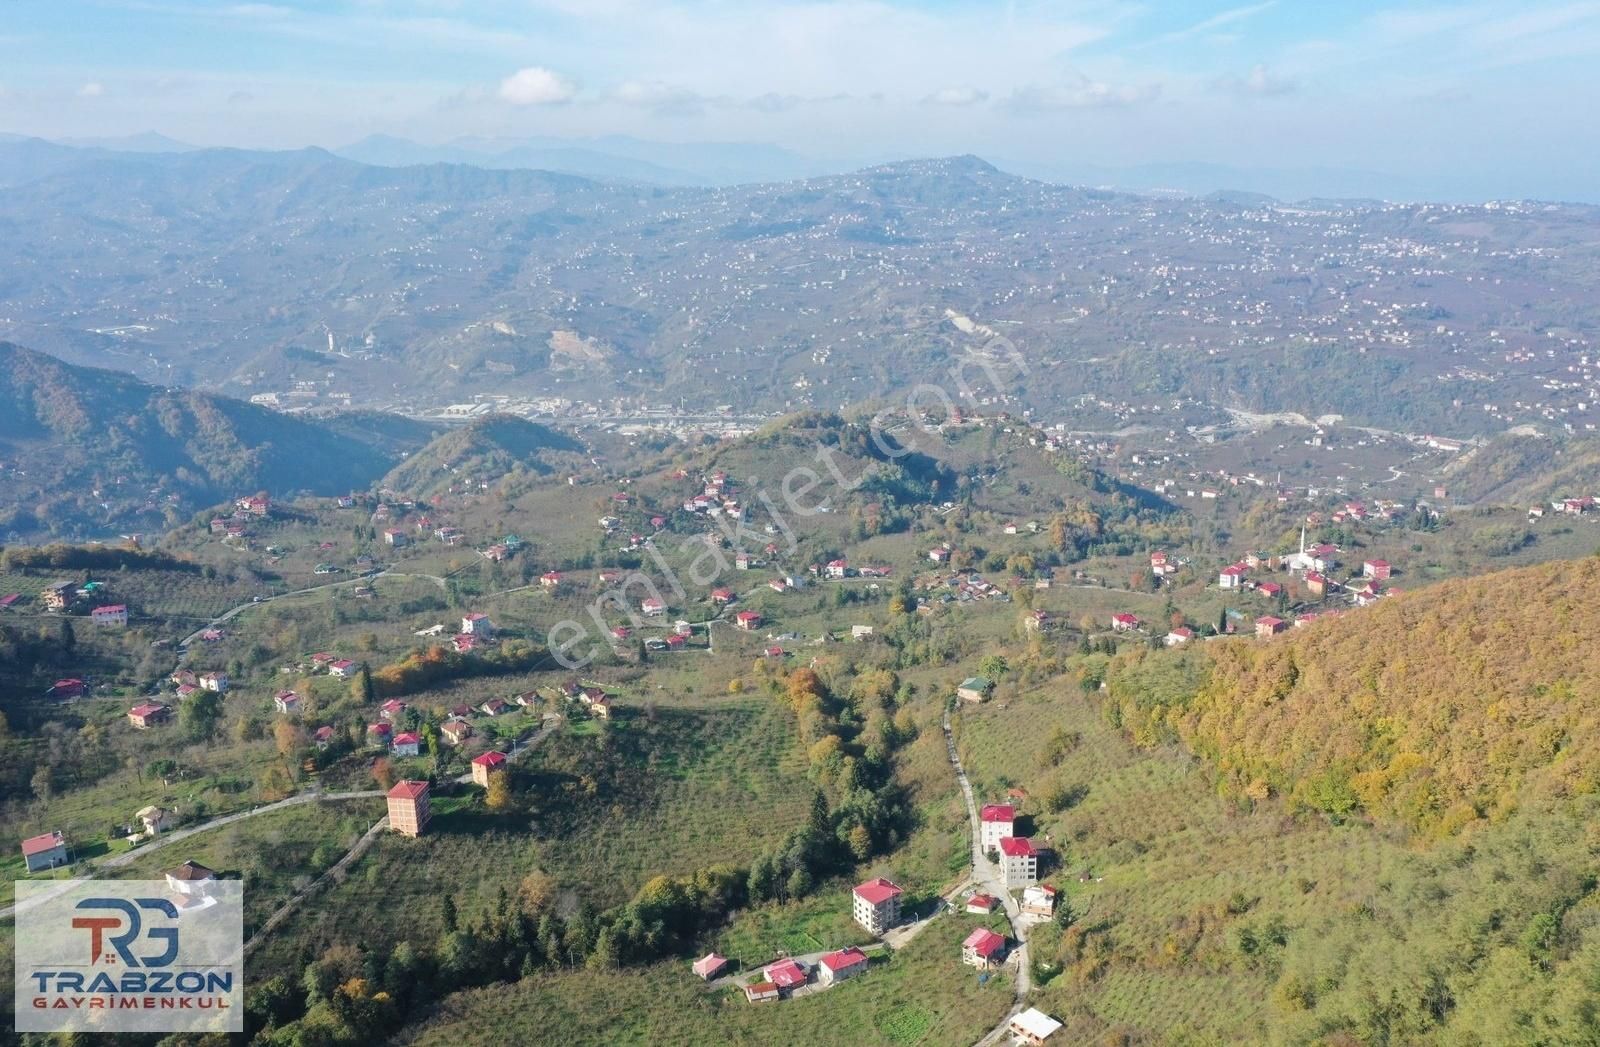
xmin=71 ymin=897 xmax=181 ymax=967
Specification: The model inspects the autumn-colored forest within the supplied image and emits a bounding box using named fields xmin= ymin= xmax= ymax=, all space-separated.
xmin=1105 ymin=555 xmax=1600 ymax=837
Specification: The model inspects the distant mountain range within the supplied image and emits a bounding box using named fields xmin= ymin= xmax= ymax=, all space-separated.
xmin=0 ymin=342 xmax=432 ymax=539
xmin=0 ymin=137 xmax=1596 ymax=440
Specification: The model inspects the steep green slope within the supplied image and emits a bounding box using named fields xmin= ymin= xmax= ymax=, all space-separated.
xmin=379 ymin=414 xmax=585 ymax=497
xmin=0 ymin=342 xmax=405 ymax=536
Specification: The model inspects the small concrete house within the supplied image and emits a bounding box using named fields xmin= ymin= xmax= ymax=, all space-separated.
xmin=21 ymin=831 xmax=68 ymax=873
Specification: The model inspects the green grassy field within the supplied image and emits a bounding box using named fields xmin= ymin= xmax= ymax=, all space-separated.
xmin=401 ymin=909 xmax=1013 ymax=1047
xmin=252 ymin=695 xmax=817 ymax=980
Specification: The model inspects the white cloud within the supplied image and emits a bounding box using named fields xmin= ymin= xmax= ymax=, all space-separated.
xmin=612 ymin=80 xmax=707 ymax=115
xmin=1006 ymin=75 xmax=1159 ymax=111
xmin=1216 ymin=64 xmax=1296 ymax=96
xmin=924 ymin=86 xmax=988 ymax=107
xmin=497 ymin=67 xmax=576 ymax=106
xmin=77 ymin=81 xmax=106 ymax=98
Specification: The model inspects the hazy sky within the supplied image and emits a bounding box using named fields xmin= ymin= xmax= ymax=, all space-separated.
xmin=3 ymin=1 xmax=1599 ymax=196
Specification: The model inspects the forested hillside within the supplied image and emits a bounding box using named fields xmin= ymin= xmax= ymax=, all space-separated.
xmin=1104 ymin=555 xmax=1600 ymax=837
xmin=0 ymin=342 xmax=406 ymax=536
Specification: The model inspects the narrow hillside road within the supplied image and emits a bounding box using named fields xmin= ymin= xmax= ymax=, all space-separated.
xmin=945 ymin=707 xmax=1034 ymax=1047
xmin=0 ymin=789 xmax=384 ymax=921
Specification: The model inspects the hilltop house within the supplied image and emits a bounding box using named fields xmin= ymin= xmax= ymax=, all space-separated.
xmin=384 ymin=529 xmax=407 ymax=547
xmin=965 ymin=893 xmax=999 ymax=915
xmin=692 ymin=953 xmax=729 ymax=981
xmin=199 ymin=671 xmax=228 ymax=693
xmin=164 ymin=860 xmax=217 ymax=898
xmin=957 ymin=677 xmax=994 ymax=703
xmin=1256 ymin=616 xmax=1287 ymax=638
xmin=1363 ymin=559 xmax=1392 ymax=581
xmin=928 ymin=547 xmax=951 ymax=564
xmin=48 ymin=679 xmax=87 ymax=699
xmin=1009 ymin=1008 xmax=1064 ymax=1045
xmin=540 ymin=571 xmax=563 ymax=588
xmin=735 ymin=610 xmax=763 ymax=631
xmin=379 ymin=699 xmax=407 ymax=721
xmin=127 ymin=702 xmax=170 ymax=730
xmin=743 ymin=981 xmax=779 ymax=1004
xmin=387 ymin=780 xmax=431 ymax=837
xmin=999 ymin=836 xmax=1039 ymax=888
xmin=471 ymin=750 xmax=507 ymax=786
xmin=40 ymin=582 xmax=76 ymax=611
xmin=1165 ymin=626 xmax=1194 ymax=647
xmin=826 ymin=559 xmax=849 ymax=578
xmin=1021 ymin=883 xmax=1058 ymax=917
xmin=441 ymin=719 xmax=473 ymax=746
xmin=711 ymin=587 xmax=736 ymax=604
xmin=764 ymin=958 xmax=809 ymax=995
xmin=91 ymin=605 xmax=128 ymax=627
xmin=461 ymin=612 xmax=495 ymax=638
xmin=1110 ymin=612 xmax=1140 ymax=632
xmin=274 ymin=690 xmax=301 ymax=714
xmin=852 ymin=877 xmax=903 ymax=935
xmin=817 ymin=947 xmax=869 ymax=986
xmin=641 ymin=597 xmax=666 ymax=617
xmin=962 ymin=927 xmax=1008 ymax=970
xmin=136 ymin=806 xmax=175 ymax=836
xmin=20 ymin=831 xmax=68 ymax=873
xmin=391 ymin=731 xmax=421 ymax=757
xmin=1219 ymin=564 xmax=1247 ymax=589
xmin=980 ymin=804 xmax=1016 ymax=851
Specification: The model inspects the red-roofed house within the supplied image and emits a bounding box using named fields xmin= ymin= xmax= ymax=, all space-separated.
xmin=379 ymin=699 xmax=407 ymax=721
xmin=711 ymin=587 xmax=736 ymax=604
xmin=1305 ymin=571 xmax=1328 ymax=596
xmin=391 ymin=731 xmax=421 ymax=757
xmin=20 ymin=830 xmax=68 ymax=873
xmin=735 ymin=610 xmax=763 ymax=631
xmin=999 ymin=836 xmax=1039 ymax=888
xmin=852 ymin=878 xmax=903 ymax=934
xmin=461 ymin=612 xmax=495 ymax=637
xmin=127 ymin=702 xmax=170 ymax=730
xmin=965 ymin=893 xmax=999 ymax=915
xmin=441 ymin=719 xmax=473 ymax=746
xmin=540 ymin=571 xmax=563 ymax=588
xmin=962 ymin=927 xmax=1008 ymax=970
xmin=1256 ymin=616 xmax=1287 ymax=639
xmin=386 ymin=780 xmax=431 ymax=837
xmin=48 ymin=679 xmax=87 ymax=699
xmin=1363 ymin=559 xmax=1392 ymax=581
xmin=641 ymin=597 xmax=667 ymax=617
xmin=367 ymin=722 xmax=392 ymax=741
xmin=471 ymin=750 xmax=507 ymax=787
xmin=1110 ymin=612 xmax=1140 ymax=632
xmin=979 ymin=804 xmax=1016 ymax=851
xmin=1219 ymin=564 xmax=1247 ymax=589
xmin=825 ymin=559 xmax=849 ymax=578
xmin=1165 ymin=626 xmax=1194 ymax=647
xmin=91 ymin=605 xmax=128 ymax=627
xmin=764 ymin=958 xmax=809 ymax=993
xmin=692 ymin=953 xmax=729 ymax=980
xmin=743 ymin=981 xmax=779 ymax=1004
xmin=274 ymin=690 xmax=301 ymax=714
xmin=817 ymin=947 xmax=869 ymax=985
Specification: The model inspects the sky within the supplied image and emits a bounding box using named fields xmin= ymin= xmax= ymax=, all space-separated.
xmin=2 ymin=1 xmax=1600 ymax=199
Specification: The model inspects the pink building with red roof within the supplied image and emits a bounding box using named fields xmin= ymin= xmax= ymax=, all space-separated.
xmin=852 ymin=877 xmax=903 ymax=934
xmin=471 ymin=750 xmax=507 ymax=787
xmin=386 ymin=780 xmax=431 ymax=837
